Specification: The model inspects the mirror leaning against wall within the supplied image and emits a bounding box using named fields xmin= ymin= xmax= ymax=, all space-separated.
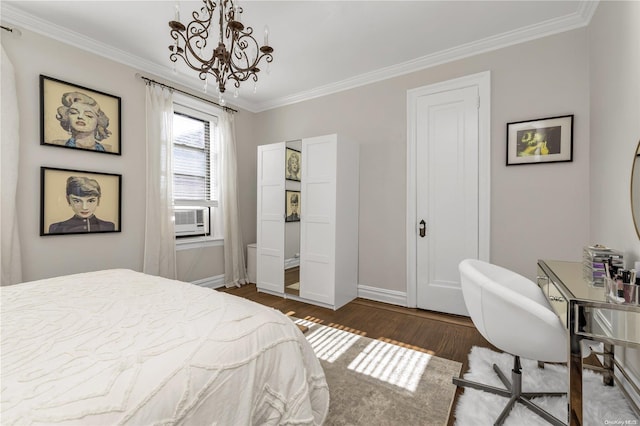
xmin=632 ymin=139 xmax=640 ymax=238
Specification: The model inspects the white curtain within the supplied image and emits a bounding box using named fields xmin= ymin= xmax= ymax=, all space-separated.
xmin=143 ymin=83 xmax=176 ymax=279
xmin=1 ymin=46 xmax=23 ymax=286
xmin=220 ymin=112 xmax=248 ymax=287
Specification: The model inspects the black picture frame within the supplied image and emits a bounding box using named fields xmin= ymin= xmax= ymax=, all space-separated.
xmin=285 ymin=147 xmax=301 ymax=181
xmin=40 ymin=167 xmax=122 ymax=236
xmin=285 ymin=190 xmax=300 ymax=222
xmin=40 ymin=75 xmax=122 ymax=155
xmin=506 ymin=114 xmax=573 ymax=166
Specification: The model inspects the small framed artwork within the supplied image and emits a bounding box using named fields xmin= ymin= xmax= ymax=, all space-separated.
xmin=285 ymin=190 xmax=300 ymax=222
xmin=285 ymin=148 xmax=301 ymax=181
xmin=41 ymin=167 xmax=122 ymax=236
xmin=506 ymin=114 xmax=573 ymax=166
xmin=40 ymin=75 xmax=122 ymax=155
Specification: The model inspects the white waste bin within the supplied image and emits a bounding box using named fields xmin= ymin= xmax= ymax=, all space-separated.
xmin=247 ymin=243 xmax=257 ymax=283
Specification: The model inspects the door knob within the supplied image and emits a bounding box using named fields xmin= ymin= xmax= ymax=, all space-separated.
xmin=419 ymin=220 xmax=426 ymax=238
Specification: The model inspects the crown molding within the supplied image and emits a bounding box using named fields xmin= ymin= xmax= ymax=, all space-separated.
xmin=0 ymin=3 xmax=252 ymax=112
xmin=253 ymin=0 xmax=599 ymax=112
xmin=2 ymin=1 xmax=598 ymax=113
xmin=1 ymin=4 xmax=156 ymax=74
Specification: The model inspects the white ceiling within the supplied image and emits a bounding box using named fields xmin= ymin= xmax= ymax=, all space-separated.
xmin=1 ymin=1 xmax=597 ymax=112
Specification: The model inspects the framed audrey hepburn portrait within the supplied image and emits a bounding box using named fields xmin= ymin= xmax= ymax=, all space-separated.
xmin=41 ymin=167 xmax=122 ymax=236
xmin=285 ymin=190 xmax=300 ymax=222
xmin=40 ymin=75 xmax=122 ymax=155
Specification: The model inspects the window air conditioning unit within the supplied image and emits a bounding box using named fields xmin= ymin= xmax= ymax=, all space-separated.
xmin=174 ymin=207 xmax=209 ymax=237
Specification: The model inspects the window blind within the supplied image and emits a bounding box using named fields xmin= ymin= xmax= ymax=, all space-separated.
xmin=172 ymin=111 xmax=218 ymax=205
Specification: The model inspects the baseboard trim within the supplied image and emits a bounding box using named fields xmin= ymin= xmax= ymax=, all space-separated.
xmin=357 ymin=284 xmax=407 ymax=307
xmin=191 ymin=274 xmax=225 ymax=289
xmin=285 ymin=257 xmax=300 ymax=270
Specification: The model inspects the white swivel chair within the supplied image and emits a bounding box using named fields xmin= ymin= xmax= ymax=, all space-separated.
xmin=453 ymin=259 xmax=578 ymax=426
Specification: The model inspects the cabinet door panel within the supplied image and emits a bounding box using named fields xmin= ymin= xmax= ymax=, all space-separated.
xmin=300 ymin=136 xmax=336 ymax=303
xmin=305 ymin=141 xmax=336 ymax=178
xmin=301 ymin=257 xmax=333 ymax=304
xmin=261 ymin=185 xmax=283 ymax=217
xmin=305 ymin=182 xmax=332 ymax=220
xmin=304 ymin=222 xmax=331 ymax=258
xmin=256 ymin=143 xmax=285 ymax=293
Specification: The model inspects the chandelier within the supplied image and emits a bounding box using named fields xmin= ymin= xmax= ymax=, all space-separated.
xmin=168 ymin=0 xmax=274 ymax=103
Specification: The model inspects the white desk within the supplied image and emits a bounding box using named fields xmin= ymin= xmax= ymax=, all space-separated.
xmin=537 ymin=259 xmax=640 ymax=425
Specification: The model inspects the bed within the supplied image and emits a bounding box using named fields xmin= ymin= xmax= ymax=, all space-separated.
xmin=0 ymin=269 xmax=329 ymax=425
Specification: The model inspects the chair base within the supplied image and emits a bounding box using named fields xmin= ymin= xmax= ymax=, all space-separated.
xmin=453 ymin=356 xmax=566 ymax=426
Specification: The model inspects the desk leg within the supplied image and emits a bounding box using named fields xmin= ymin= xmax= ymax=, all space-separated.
xmin=568 ymin=301 xmax=583 ymax=426
xmin=569 ymin=347 xmax=583 ymax=425
xmin=603 ymin=343 xmax=615 ymax=386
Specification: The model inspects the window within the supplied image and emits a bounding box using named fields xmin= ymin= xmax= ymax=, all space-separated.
xmin=172 ymin=95 xmax=222 ymax=242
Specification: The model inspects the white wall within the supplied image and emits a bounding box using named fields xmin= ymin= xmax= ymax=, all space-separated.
xmin=588 ymin=0 xmax=640 ymax=406
xmin=2 ymin=30 xmax=145 ymax=281
xmin=4 ymin=4 xmax=636 ymax=300
xmin=1 ymin=29 xmax=257 ymax=283
xmin=252 ymin=28 xmax=591 ymax=295
xmin=589 ymin=1 xmax=640 ymax=263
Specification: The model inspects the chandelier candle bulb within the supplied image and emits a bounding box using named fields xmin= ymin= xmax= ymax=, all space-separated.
xmin=264 ymin=25 xmax=269 ymax=46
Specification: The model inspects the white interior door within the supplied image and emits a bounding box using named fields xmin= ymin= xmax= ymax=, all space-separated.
xmin=256 ymin=143 xmax=285 ymax=294
xmin=415 ymin=85 xmax=480 ymax=315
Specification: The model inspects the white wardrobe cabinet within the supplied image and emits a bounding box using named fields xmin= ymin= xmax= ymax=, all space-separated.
xmin=256 ymin=134 xmax=359 ymax=310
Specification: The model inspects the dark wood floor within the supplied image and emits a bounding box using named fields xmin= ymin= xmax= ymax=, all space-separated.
xmin=218 ymin=280 xmax=497 ymax=425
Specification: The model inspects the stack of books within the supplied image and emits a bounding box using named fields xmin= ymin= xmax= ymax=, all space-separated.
xmin=583 ymin=245 xmax=624 ymax=287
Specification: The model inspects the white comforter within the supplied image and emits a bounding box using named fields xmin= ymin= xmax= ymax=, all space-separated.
xmin=1 ymin=269 xmax=329 ymax=425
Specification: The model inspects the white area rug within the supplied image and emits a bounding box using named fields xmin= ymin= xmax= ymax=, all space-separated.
xmin=286 ymin=282 xmax=300 ymax=291
xmin=455 ymin=346 xmax=638 ymax=425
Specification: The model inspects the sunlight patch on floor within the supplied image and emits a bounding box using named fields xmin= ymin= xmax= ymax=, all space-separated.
xmin=301 ymin=322 xmax=362 ymax=363
xmin=377 ymin=337 xmax=435 ymax=355
xmin=347 ymin=339 xmax=432 ymax=392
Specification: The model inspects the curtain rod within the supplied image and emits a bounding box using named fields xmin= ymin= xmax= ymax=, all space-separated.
xmin=136 ymin=74 xmax=238 ymax=114
xmin=1 ymin=25 xmax=22 ymax=37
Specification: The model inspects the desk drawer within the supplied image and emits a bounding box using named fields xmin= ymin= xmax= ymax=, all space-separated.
xmin=538 ymin=268 xmax=568 ymax=327
xmin=547 ymin=283 xmax=568 ymax=327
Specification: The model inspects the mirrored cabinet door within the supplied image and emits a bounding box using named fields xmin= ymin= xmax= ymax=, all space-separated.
xmin=285 ymin=140 xmax=301 ymax=296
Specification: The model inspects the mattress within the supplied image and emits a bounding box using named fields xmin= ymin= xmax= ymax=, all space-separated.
xmin=0 ymin=269 xmax=329 ymax=425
